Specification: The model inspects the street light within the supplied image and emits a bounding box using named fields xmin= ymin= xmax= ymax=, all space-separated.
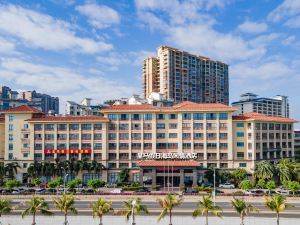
xmin=61 ymin=167 xmax=69 ymax=195
xmin=131 ymin=199 xmax=137 ymax=225
xmin=213 ymin=167 xmax=216 ymax=206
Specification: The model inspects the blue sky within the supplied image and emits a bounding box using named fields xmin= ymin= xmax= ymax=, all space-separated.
xmin=0 ymin=0 xmax=299 ymax=125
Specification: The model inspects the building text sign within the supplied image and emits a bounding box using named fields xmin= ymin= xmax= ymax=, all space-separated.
xmin=137 ymin=153 xmax=197 ymax=160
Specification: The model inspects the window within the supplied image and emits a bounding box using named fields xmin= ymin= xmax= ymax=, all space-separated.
xmin=23 ymin=153 xmax=29 ymax=158
xmin=157 ymin=114 xmax=165 ymax=120
xmin=157 ymin=133 xmax=165 ymax=139
xmin=144 ymin=123 xmax=152 ymax=130
xmin=119 ymin=114 xmax=129 ymax=121
xmin=119 ymin=133 xmax=129 ymax=140
xmin=81 ymin=133 xmax=91 ymax=140
xmin=144 ymin=133 xmax=152 ymax=140
xmin=69 ymin=124 xmax=79 ymax=130
xmin=119 ymin=124 xmax=129 ymax=130
xmin=169 ymin=133 xmax=177 ymax=138
xmin=9 ymin=124 xmax=13 ymax=131
xmin=237 ymin=142 xmax=244 ymax=147
xmin=45 ymin=124 xmax=54 ymax=130
xmin=94 ymin=124 xmax=102 ymax=130
xmin=156 ymin=123 xmax=165 ymax=129
xmin=237 ymin=152 xmax=244 ymax=158
xmin=8 ymin=115 xmax=14 ymax=121
xmin=108 ymin=133 xmax=116 ymax=140
xmin=23 ymin=124 xmax=29 ymax=129
xmin=34 ymin=124 xmax=42 ymax=130
xmin=131 ymin=133 xmax=141 ymax=140
xmin=9 ymin=134 xmax=13 ymax=141
xmin=236 ymin=122 xmax=244 ymax=127
xmin=193 ymin=123 xmax=203 ymax=130
xmin=9 ymin=144 xmax=13 ymax=151
xmin=220 ymin=143 xmax=228 ymax=149
xmin=93 ymin=143 xmax=102 ymax=150
xmin=82 ymin=124 xmax=92 ymax=130
xmin=9 ymin=153 xmax=14 ymax=160
xmin=182 ymin=113 xmax=191 ymax=120
xmin=94 ymin=133 xmax=102 ymax=140
xmin=194 ymin=133 xmax=202 ymax=139
xmin=108 ymin=114 xmax=117 ymax=121
xmin=182 ymin=133 xmax=191 ymax=139
xmin=108 ymin=143 xmax=117 ymax=150
xmin=23 ymin=143 xmax=29 ymax=148
xmin=183 ymin=143 xmax=191 ymax=149
xmin=239 ymin=163 xmax=247 ymax=168
xmin=144 ymin=114 xmax=152 ymax=120
xmin=206 ymin=113 xmax=216 ymax=120
xmin=132 ymin=124 xmax=141 ymax=130
xmin=193 ymin=113 xmax=203 ymax=120
xmin=169 ymin=123 xmax=177 ymax=129
xmin=168 ymin=114 xmax=177 ymax=120
xmin=131 ymin=114 xmax=141 ymax=120
xmin=219 ymin=113 xmax=228 ymax=120
xmin=220 ymin=133 xmax=228 ymax=139
xmin=236 ymin=132 xmax=244 ymax=137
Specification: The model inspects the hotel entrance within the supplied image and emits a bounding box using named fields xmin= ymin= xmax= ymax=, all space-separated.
xmin=138 ymin=160 xmax=201 ymax=190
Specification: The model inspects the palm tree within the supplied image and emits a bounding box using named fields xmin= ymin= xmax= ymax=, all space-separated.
xmin=90 ymin=198 xmax=113 ymax=225
xmin=276 ymin=159 xmax=299 ymax=183
xmin=192 ymin=195 xmax=222 ymax=225
xmin=27 ymin=161 xmax=42 ymax=179
xmin=91 ymin=160 xmax=104 ymax=174
xmin=0 ymin=198 xmax=12 ymax=225
xmin=54 ymin=194 xmax=77 ymax=225
xmin=5 ymin=162 xmax=20 ymax=179
xmin=157 ymin=193 xmax=183 ymax=225
xmin=254 ymin=160 xmax=274 ymax=180
xmin=0 ymin=163 xmax=5 ymax=180
xmin=265 ymin=194 xmax=294 ymax=225
xmin=42 ymin=162 xmax=56 ymax=178
xmin=118 ymin=198 xmax=148 ymax=225
xmin=22 ymin=196 xmax=53 ymax=225
xmin=231 ymin=198 xmax=259 ymax=225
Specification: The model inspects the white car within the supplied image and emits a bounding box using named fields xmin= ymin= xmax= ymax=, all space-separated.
xmin=219 ymin=183 xmax=235 ymax=189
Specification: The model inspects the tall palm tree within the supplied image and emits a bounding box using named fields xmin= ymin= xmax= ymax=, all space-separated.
xmin=192 ymin=195 xmax=222 ymax=225
xmin=231 ymin=198 xmax=259 ymax=225
xmin=82 ymin=158 xmax=91 ymax=173
xmin=5 ymin=162 xmax=20 ymax=179
xmin=276 ymin=159 xmax=299 ymax=183
xmin=74 ymin=160 xmax=83 ymax=175
xmin=0 ymin=198 xmax=12 ymax=225
xmin=157 ymin=193 xmax=183 ymax=225
xmin=54 ymin=194 xmax=77 ymax=225
xmin=118 ymin=198 xmax=148 ymax=225
xmin=265 ymin=194 xmax=294 ymax=225
xmin=22 ymin=196 xmax=53 ymax=225
xmin=91 ymin=161 xmax=104 ymax=174
xmin=0 ymin=163 xmax=5 ymax=180
xmin=42 ymin=162 xmax=55 ymax=178
xmin=254 ymin=160 xmax=274 ymax=180
xmin=90 ymin=198 xmax=113 ymax=225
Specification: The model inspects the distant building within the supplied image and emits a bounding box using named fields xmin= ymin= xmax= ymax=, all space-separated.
xmin=232 ymin=93 xmax=289 ymax=118
xmin=295 ymin=130 xmax=300 ymax=150
xmin=143 ymin=46 xmax=229 ymax=104
xmin=65 ymin=98 xmax=103 ymax=116
xmin=0 ymin=86 xmax=59 ymax=114
xmin=128 ymin=93 xmax=174 ymax=107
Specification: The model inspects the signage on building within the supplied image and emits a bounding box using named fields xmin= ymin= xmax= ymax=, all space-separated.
xmin=44 ymin=149 xmax=91 ymax=154
xmin=137 ymin=153 xmax=197 ymax=160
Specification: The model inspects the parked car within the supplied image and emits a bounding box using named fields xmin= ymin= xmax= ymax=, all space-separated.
xmin=35 ymin=188 xmax=46 ymax=194
xmin=219 ymin=183 xmax=235 ymax=189
xmin=110 ymin=188 xmax=123 ymax=193
xmin=184 ymin=188 xmax=198 ymax=194
xmin=135 ymin=188 xmax=151 ymax=193
xmin=105 ymin=183 xmax=117 ymax=188
xmin=202 ymin=182 xmax=214 ymax=187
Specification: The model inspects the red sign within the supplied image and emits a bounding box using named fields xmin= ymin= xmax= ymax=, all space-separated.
xmin=44 ymin=149 xmax=91 ymax=154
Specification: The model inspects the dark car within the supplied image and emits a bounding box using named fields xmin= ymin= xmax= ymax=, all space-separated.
xmin=202 ymin=182 xmax=214 ymax=187
xmin=184 ymin=189 xmax=198 ymax=194
xmin=135 ymin=188 xmax=150 ymax=193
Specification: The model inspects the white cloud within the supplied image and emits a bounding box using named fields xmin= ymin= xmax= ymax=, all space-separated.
xmin=238 ymin=21 xmax=268 ymax=34
xmin=75 ymin=3 xmax=120 ymax=29
xmin=282 ymin=35 xmax=296 ymax=45
xmin=0 ymin=4 xmax=112 ymax=54
xmin=0 ymin=57 xmax=135 ymax=107
xmin=0 ymin=37 xmax=16 ymax=53
xmin=285 ymin=15 xmax=300 ymax=28
xmin=268 ymin=0 xmax=300 ymax=22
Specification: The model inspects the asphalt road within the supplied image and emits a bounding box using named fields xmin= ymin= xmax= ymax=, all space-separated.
xmin=9 ymin=200 xmax=300 ymax=218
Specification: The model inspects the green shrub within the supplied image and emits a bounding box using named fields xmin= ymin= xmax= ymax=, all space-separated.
xmin=33 ymin=178 xmax=42 ymax=187
xmin=122 ymin=186 xmax=143 ymax=191
xmin=5 ymin=179 xmax=21 ymax=190
xmin=239 ymin=180 xmax=253 ymax=190
xmin=256 ymin=179 xmax=266 ymax=189
xmin=286 ymin=181 xmax=300 ymax=195
xmin=266 ymin=180 xmax=276 ymax=194
xmin=87 ymin=179 xmax=105 ymax=190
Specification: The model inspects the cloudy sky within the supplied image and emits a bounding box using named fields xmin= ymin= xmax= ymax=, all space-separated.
xmin=0 ymin=0 xmax=299 ymax=124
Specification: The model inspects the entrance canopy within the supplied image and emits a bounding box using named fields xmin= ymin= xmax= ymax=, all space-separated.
xmin=137 ymin=160 xmax=199 ymax=167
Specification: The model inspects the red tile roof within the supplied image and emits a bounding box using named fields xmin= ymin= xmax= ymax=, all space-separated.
xmin=233 ymin=112 xmax=297 ymax=123
xmin=137 ymin=160 xmax=199 ymax=167
xmin=101 ymin=101 xmax=235 ymax=112
xmin=4 ymin=105 xmax=43 ymax=114
xmin=27 ymin=115 xmax=109 ymax=122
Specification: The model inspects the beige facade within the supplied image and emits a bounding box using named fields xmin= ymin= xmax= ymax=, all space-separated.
xmin=0 ymin=103 xmax=297 ymax=183
xmin=0 ymin=116 xmax=5 ymax=161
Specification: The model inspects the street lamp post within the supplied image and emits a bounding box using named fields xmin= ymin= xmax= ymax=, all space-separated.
xmin=131 ymin=199 xmax=137 ymax=225
xmin=61 ymin=167 xmax=69 ymax=195
xmin=213 ymin=167 xmax=216 ymax=206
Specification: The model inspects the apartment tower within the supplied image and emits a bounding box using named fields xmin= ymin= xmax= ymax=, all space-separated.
xmin=143 ymin=46 xmax=229 ymax=104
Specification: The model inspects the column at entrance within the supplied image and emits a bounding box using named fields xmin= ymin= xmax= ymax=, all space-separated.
xmin=152 ymin=168 xmax=156 ymax=186
xmin=179 ymin=169 xmax=184 ymax=186
xmin=192 ymin=169 xmax=197 ymax=186
xmin=139 ymin=168 xmax=144 ymax=186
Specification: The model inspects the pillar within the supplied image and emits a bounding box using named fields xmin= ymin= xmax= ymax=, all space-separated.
xmin=180 ymin=169 xmax=184 ymax=186
xmin=152 ymin=168 xmax=156 ymax=186
xmin=139 ymin=168 xmax=144 ymax=186
xmin=192 ymin=169 xmax=197 ymax=186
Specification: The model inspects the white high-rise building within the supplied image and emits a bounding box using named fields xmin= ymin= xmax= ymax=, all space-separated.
xmin=232 ymin=93 xmax=289 ymax=118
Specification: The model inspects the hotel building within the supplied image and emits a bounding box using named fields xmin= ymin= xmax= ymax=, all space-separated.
xmin=1 ymin=102 xmax=297 ymax=186
xmin=143 ymin=46 xmax=229 ymax=105
xmin=232 ymin=93 xmax=289 ymax=118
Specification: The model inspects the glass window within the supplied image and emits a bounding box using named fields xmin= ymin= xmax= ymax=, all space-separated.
xmin=119 ymin=124 xmax=129 ymax=130
xmin=9 ymin=134 xmax=13 ymax=141
xmin=169 ymin=123 xmax=177 ymax=129
xmin=131 ymin=114 xmax=141 ymax=120
xmin=219 ymin=113 xmax=228 ymax=120
xmin=94 ymin=133 xmax=102 ymax=140
xmin=119 ymin=114 xmax=129 ymax=121
xmin=119 ymin=133 xmax=129 ymax=140
xmin=69 ymin=124 xmax=79 ymax=130
xmin=193 ymin=113 xmax=203 ymax=120
xmin=237 ymin=142 xmax=244 ymax=147
xmin=131 ymin=133 xmax=141 ymax=140
xmin=93 ymin=143 xmax=102 ymax=150
xmin=45 ymin=124 xmax=54 ymax=130
xmin=8 ymin=115 xmax=14 ymax=121
xmin=236 ymin=122 xmax=244 ymax=127
xmin=9 ymin=144 xmax=13 ymax=151
xmin=194 ymin=133 xmax=203 ymax=139
xmin=108 ymin=133 xmax=117 ymax=140
xmin=157 ymin=133 xmax=165 ymax=139
xmin=108 ymin=114 xmax=117 ymax=121
xmin=239 ymin=163 xmax=247 ymax=168
xmin=237 ymin=152 xmax=244 ymax=157
xmin=24 ymin=124 xmax=29 ymax=129
xmin=156 ymin=123 xmax=165 ymax=129
xmin=94 ymin=124 xmax=102 ymax=130
xmin=23 ymin=143 xmax=28 ymax=148
xmin=34 ymin=124 xmax=42 ymax=130
xmin=169 ymin=133 xmax=177 ymax=138
xmin=182 ymin=113 xmax=191 ymax=120
xmin=144 ymin=114 xmax=152 ymax=120
xmin=206 ymin=113 xmax=216 ymax=120
xmin=82 ymin=124 xmax=92 ymax=130
xmin=236 ymin=132 xmax=244 ymax=137
xmin=157 ymin=114 xmax=165 ymax=120
xmin=9 ymin=124 xmax=13 ymax=131
xmin=169 ymin=114 xmax=177 ymax=120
